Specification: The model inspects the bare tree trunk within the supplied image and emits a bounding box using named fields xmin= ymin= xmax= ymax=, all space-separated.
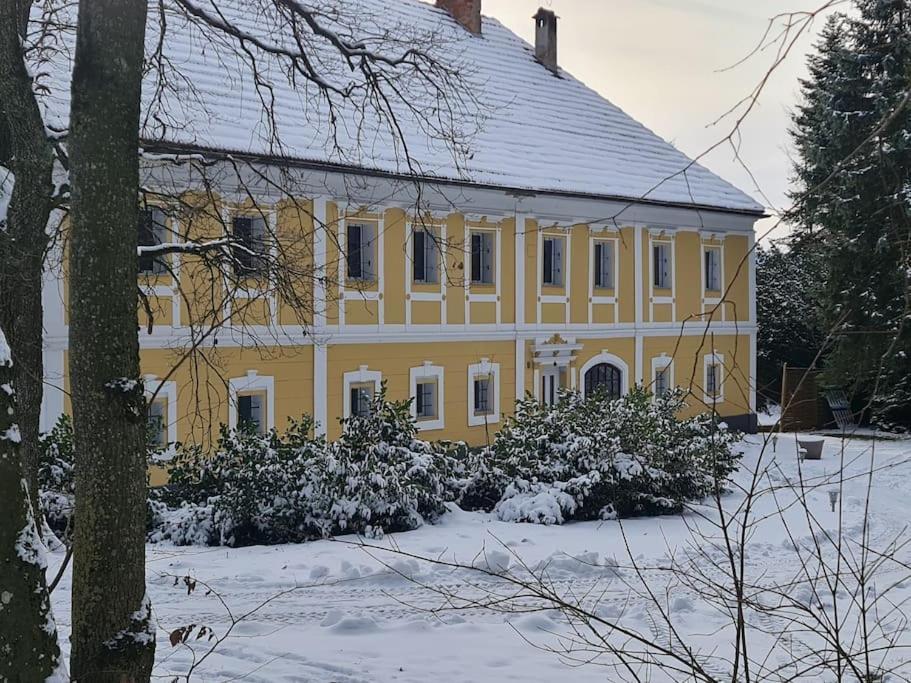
xmin=0 ymin=0 xmax=57 ymax=519
xmin=0 ymin=327 xmax=63 ymax=681
xmin=68 ymin=0 xmax=155 ymax=680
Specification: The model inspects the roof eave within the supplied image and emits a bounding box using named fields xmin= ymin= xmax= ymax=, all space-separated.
xmin=140 ymin=140 xmax=768 ymax=219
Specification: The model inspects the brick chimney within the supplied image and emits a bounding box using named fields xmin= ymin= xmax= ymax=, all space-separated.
xmin=533 ymin=8 xmax=558 ymax=72
xmin=436 ymin=0 xmax=482 ymax=35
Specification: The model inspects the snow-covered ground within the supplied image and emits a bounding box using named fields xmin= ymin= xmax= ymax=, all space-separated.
xmin=48 ymin=433 xmax=911 ymax=681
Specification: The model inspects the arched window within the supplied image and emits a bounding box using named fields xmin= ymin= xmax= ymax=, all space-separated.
xmin=584 ymin=363 xmax=622 ymax=400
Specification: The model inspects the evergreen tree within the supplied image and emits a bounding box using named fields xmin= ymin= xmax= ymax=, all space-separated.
xmin=755 ymin=243 xmax=826 ymax=407
xmin=789 ymin=2 xmax=911 ymax=428
xmin=0 ymin=327 xmax=63 ymax=681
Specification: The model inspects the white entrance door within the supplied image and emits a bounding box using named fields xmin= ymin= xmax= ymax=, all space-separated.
xmin=540 ymin=367 xmax=563 ymax=407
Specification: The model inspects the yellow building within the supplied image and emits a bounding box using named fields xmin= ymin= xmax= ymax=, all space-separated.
xmin=40 ymin=0 xmax=763 ymax=454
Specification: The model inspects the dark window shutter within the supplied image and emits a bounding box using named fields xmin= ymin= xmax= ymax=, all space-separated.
xmin=233 ymin=216 xmax=255 ymax=274
xmin=347 ymin=225 xmax=362 ymax=279
xmin=471 ymin=233 xmax=482 ymax=282
xmin=413 ymin=230 xmax=425 ymax=282
xmin=594 ymin=243 xmax=603 ymax=287
xmin=543 ymin=239 xmax=553 ymax=284
xmin=138 ymin=209 xmax=155 ymax=273
xmin=653 ymin=244 xmax=660 ymax=287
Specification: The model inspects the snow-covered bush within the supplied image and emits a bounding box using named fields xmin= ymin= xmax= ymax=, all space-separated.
xmin=38 ymin=415 xmax=76 ymax=535
xmin=154 ymin=389 xmax=456 ymax=546
xmin=310 ymin=390 xmax=451 ymax=539
xmin=459 ymin=387 xmax=740 ymax=524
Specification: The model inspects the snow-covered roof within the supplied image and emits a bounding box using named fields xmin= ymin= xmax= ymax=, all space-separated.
xmin=36 ymin=0 xmax=764 ymax=215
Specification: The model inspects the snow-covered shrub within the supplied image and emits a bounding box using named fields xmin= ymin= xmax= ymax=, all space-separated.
xmin=38 ymin=415 xmax=76 ymax=535
xmin=153 ymin=389 xmax=456 ymax=546
xmin=156 ymin=417 xmax=327 ymax=546
xmin=310 ymin=389 xmax=450 ymax=539
xmin=459 ymin=387 xmax=740 ymax=523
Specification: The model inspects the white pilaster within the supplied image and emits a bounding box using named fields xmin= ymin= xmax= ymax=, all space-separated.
xmin=313 ymin=197 xmax=329 ymax=436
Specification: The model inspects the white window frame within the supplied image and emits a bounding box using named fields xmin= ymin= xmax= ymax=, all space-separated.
xmin=228 ymin=370 xmax=275 ymax=431
xmin=703 ymin=352 xmax=725 ymax=405
xmin=648 ymin=229 xmax=676 ymax=322
xmin=231 ymin=213 xmax=272 ymax=279
xmin=469 ymin=229 xmax=496 ymax=285
xmin=651 ymin=355 xmax=674 ymax=399
xmin=592 ymin=237 xmax=617 ymax=291
xmin=703 ymin=244 xmax=723 ymax=295
xmin=342 ymin=365 xmax=382 ymax=420
xmin=345 ymin=221 xmax=378 ymax=282
xmin=541 ymin=235 xmax=565 ymax=287
xmin=411 ymin=225 xmax=441 ymax=285
xmin=588 ymin=232 xmax=619 ymax=323
xmin=579 ymin=352 xmax=630 ymax=398
xmin=409 ymin=362 xmax=445 ymax=431
xmin=467 ymin=358 xmax=500 ymax=427
xmin=652 ymin=241 xmax=673 ymax=290
xmin=144 ymin=375 xmax=177 ymax=445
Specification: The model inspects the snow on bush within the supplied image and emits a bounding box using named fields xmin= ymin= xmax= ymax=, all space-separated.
xmin=459 ymin=387 xmax=740 ymax=523
xmin=42 ymin=385 xmax=741 ymax=546
xmin=153 ymin=388 xmax=455 ymax=546
xmin=38 ymin=415 xmax=75 ymax=536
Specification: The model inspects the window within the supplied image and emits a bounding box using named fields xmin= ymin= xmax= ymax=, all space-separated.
xmin=703 ymin=353 xmax=724 ymax=403
xmin=470 ymin=231 xmax=494 ymax=284
xmin=593 ymin=240 xmax=614 ymax=289
xmin=467 ymin=359 xmax=500 ymax=426
xmin=410 ymin=363 xmax=445 ymax=431
xmin=706 ymin=365 xmax=719 ymax=397
xmin=415 ymin=380 xmax=437 ymax=419
xmin=412 ymin=228 xmax=440 ymax=284
xmin=343 ymin=366 xmax=382 ymax=420
xmin=147 ymin=399 xmax=167 ymax=447
xmin=704 ymin=247 xmax=721 ymax=292
xmin=584 ymin=363 xmax=622 ymax=400
xmin=542 ymin=236 xmax=564 ymax=286
xmin=138 ymin=207 xmax=168 ymax=275
xmin=349 ymin=382 xmax=374 ymax=417
xmin=655 ymin=367 xmax=670 ymax=397
xmin=473 ymin=377 xmax=492 ymax=415
xmin=652 ymin=242 xmax=672 ymax=289
xmin=237 ymin=393 xmax=264 ymax=433
xmin=233 ymin=215 xmax=269 ymax=278
xmin=347 ymin=222 xmax=376 ymax=281
xmin=144 ymin=377 xmax=177 ymax=446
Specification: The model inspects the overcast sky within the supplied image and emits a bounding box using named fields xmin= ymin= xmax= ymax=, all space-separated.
xmin=482 ymin=0 xmax=839 ymax=240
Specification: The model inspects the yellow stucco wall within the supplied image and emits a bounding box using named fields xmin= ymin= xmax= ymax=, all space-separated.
xmin=55 ymin=191 xmax=757 ymax=485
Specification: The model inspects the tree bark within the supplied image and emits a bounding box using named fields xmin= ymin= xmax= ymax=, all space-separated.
xmin=0 ymin=0 xmax=57 ymax=519
xmin=68 ymin=0 xmax=155 ymax=680
xmin=0 ymin=327 xmax=63 ymax=681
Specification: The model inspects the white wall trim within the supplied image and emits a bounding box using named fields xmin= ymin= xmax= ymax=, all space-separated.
xmin=515 ymin=214 xmax=527 ymax=326
xmin=228 ymin=370 xmax=275 ymax=431
xmin=409 ymin=362 xmax=445 ymax=431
